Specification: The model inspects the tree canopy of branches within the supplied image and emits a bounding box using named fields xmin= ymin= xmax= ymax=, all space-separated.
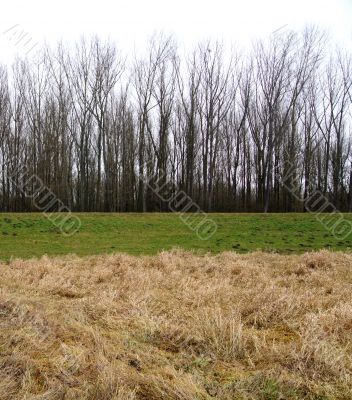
xmin=1 ymin=29 xmax=352 ymax=213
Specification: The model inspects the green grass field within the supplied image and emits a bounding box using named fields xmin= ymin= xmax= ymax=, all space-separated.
xmin=0 ymin=213 xmax=351 ymax=260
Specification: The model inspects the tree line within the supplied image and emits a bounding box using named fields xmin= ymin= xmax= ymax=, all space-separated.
xmin=1 ymin=27 xmax=352 ymax=213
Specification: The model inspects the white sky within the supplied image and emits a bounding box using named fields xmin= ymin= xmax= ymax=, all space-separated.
xmin=0 ymin=0 xmax=351 ymax=63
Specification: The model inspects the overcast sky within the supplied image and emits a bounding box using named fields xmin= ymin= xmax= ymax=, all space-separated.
xmin=0 ymin=0 xmax=351 ymax=62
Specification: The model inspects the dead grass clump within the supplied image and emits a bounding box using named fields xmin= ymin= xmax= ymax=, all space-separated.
xmin=0 ymin=250 xmax=351 ymax=399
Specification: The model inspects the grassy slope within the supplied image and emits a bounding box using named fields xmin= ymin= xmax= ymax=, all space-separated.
xmin=0 ymin=213 xmax=351 ymax=260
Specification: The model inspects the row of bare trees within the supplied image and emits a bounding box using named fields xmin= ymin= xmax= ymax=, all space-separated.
xmin=1 ymin=28 xmax=352 ymax=212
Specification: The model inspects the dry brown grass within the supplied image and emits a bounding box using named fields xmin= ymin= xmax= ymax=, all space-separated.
xmin=0 ymin=249 xmax=352 ymax=399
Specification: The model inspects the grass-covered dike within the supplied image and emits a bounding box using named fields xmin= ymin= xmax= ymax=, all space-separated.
xmin=0 ymin=213 xmax=351 ymax=260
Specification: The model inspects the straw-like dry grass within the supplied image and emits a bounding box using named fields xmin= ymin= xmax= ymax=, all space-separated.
xmin=0 ymin=250 xmax=352 ymax=399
